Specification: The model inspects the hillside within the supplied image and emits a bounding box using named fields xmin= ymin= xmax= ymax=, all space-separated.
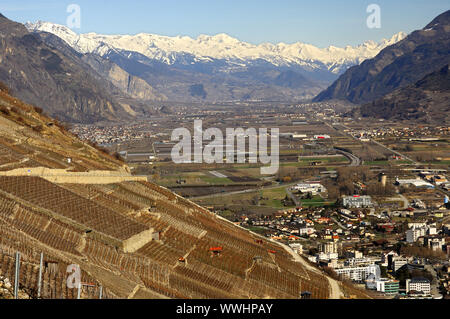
xmin=0 ymin=87 xmax=350 ymax=299
xmin=358 ymin=65 xmax=450 ymax=123
xmin=0 ymin=14 xmax=138 ymax=123
xmin=314 ymin=10 xmax=450 ymax=105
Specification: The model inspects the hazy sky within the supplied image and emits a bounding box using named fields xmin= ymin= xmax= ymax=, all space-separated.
xmin=1 ymin=0 xmax=449 ymax=47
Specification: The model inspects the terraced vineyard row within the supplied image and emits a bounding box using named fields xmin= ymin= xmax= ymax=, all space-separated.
xmin=0 ymin=173 xmax=332 ymax=299
xmin=0 ymin=177 xmax=148 ymax=240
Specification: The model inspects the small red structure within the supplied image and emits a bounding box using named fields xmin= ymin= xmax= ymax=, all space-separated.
xmin=255 ymin=239 xmax=264 ymax=245
xmin=268 ymin=249 xmax=277 ymax=254
xmin=209 ymin=247 xmax=223 ymax=257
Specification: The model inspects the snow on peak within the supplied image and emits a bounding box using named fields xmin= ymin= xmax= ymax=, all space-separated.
xmin=25 ymin=21 xmax=407 ymax=72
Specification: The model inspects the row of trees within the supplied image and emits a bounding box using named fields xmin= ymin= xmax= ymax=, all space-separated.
xmin=322 ymin=167 xmax=396 ymax=199
xmin=400 ymin=245 xmax=447 ymax=260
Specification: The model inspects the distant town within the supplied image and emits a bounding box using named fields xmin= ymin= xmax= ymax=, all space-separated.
xmin=68 ymin=101 xmax=450 ymax=299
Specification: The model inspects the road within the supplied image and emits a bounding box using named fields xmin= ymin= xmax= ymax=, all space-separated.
xmin=285 ymin=187 xmax=301 ymax=207
xmin=424 ymin=264 xmax=443 ymax=299
xmin=215 ymin=213 xmax=344 ymax=299
xmin=398 ymin=194 xmax=410 ymax=209
xmin=335 ymin=149 xmax=361 ymax=166
xmin=191 ymin=182 xmax=299 ymax=200
xmin=370 ymin=138 xmax=417 ymax=164
xmin=324 ymin=122 xmax=362 ymax=166
xmin=384 ymin=194 xmax=409 ymax=209
xmin=331 ymin=217 xmax=348 ymax=230
xmin=331 ymin=121 xmax=417 ymax=165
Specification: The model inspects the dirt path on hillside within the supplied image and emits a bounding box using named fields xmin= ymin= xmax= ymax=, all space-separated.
xmin=277 ymin=243 xmax=344 ymax=299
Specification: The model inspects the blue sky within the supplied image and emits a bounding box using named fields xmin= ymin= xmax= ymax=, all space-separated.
xmin=1 ymin=0 xmax=449 ymax=47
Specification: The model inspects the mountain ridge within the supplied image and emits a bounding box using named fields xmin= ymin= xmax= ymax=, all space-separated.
xmin=358 ymin=64 xmax=450 ymax=123
xmin=26 ymin=21 xmax=407 ymax=75
xmin=0 ymin=14 xmax=139 ymax=124
xmin=25 ymin=20 xmax=407 ymax=103
xmin=314 ymin=10 xmax=450 ymax=105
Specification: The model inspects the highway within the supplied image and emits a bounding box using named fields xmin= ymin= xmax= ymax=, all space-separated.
xmin=334 ymin=121 xmax=417 ymax=165
xmin=370 ymin=138 xmax=417 ymax=164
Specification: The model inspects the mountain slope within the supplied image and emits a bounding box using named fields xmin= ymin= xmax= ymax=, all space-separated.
xmin=0 ymin=86 xmax=346 ymax=299
xmin=26 ymin=21 xmax=406 ymax=102
xmin=358 ymin=65 xmax=450 ymax=123
xmin=0 ymin=14 xmax=138 ymax=123
xmin=314 ymin=10 xmax=450 ymax=104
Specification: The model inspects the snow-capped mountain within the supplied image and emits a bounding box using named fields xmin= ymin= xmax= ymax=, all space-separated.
xmin=26 ymin=21 xmax=406 ymax=75
xmin=25 ymin=21 xmax=407 ymax=103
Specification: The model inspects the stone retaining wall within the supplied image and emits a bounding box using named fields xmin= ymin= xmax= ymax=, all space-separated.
xmin=0 ymin=167 xmax=147 ymax=184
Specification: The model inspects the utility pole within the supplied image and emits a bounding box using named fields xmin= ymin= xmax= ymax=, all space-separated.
xmin=77 ymin=283 xmax=81 ymax=299
xmin=14 ymin=252 xmax=20 ymax=299
xmin=37 ymin=252 xmax=44 ymax=298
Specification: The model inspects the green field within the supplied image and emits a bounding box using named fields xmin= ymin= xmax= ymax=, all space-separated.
xmin=300 ymin=195 xmax=336 ymax=207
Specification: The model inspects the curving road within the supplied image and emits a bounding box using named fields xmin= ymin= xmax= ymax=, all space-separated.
xmin=335 ymin=149 xmax=361 ymax=166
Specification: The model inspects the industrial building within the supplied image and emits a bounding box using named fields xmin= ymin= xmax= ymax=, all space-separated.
xmin=342 ymin=195 xmax=373 ymax=208
xmin=292 ymin=183 xmax=326 ymax=195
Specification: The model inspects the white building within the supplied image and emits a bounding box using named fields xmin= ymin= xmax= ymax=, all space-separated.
xmin=299 ymin=227 xmax=315 ymax=236
xmin=345 ymin=257 xmax=379 ymax=267
xmin=406 ymin=227 xmax=426 ymax=243
xmin=292 ymin=183 xmax=326 ymax=195
xmin=334 ymin=264 xmax=380 ymax=282
xmin=395 ymin=178 xmax=435 ymax=189
xmin=342 ymin=195 xmax=373 ymax=208
xmin=314 ymin=135 xmax=331 ymax=140
xmin=408 ymin=222 xmax=427 ymax=229
xmin=406 ymin=278 xmax=431 ymax=295
xmin=321 ymin=242 xmax=338 ymax=254
xmin=393 ymin=257 xmax=409 ymax=272
xmin=406 ymin=224 xmax=437 ymax=243
xmin=376 ymin=279 xmax=400 ymax=295
xmin=425 ymin=237 xmax=445 ymax=252
xmin=317 ymin=252 xmax=338 ymax=261
xmin=381 ymin=251 xmax=398 ymax=267
xmin=289 ymin=243 xmax=303 ymax=255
